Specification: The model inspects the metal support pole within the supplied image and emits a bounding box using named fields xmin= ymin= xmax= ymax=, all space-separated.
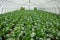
xmin=29 ymin=0 xmax=30 ymax=10
xmin=1 ymin=7 xmax=3 ymax=14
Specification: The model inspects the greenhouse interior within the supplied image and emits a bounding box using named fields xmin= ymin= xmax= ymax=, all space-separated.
xmin=0 ymin=0 xmax=60 ymax=40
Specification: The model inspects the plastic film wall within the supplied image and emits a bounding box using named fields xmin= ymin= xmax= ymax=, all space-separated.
xmin=0 ymin=0 xmax=60 ymax=14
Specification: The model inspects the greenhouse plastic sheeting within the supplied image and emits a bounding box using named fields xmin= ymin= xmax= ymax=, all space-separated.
xmin=0 ymin=0 xmax=60 ymax=14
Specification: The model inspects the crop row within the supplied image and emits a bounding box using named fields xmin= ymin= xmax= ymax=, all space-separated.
xmin=0 ymin=10 xmax=60 ymax=40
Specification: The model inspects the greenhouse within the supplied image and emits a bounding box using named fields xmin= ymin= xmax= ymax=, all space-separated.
xmin=0 ymin=0 xmax=60 ymax=40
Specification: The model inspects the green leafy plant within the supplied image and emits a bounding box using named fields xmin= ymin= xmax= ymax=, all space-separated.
xmin=20 ymin=7 xmax=25 ymax=10
xmin=0 ymin=10 xmax=60 ymax=40
xmin=34 ymin=7 xmax=37 ymax=10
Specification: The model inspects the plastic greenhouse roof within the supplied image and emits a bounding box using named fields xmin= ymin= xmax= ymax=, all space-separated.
xmin=0 ymin=0 xmax=60 ymax=14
